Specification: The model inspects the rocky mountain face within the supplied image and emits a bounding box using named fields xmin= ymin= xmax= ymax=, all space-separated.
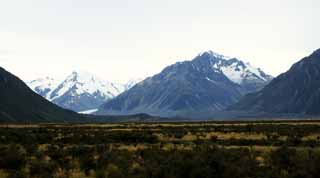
xmin=0 ymin=67 xmax=82 ymax=122
xmin=230 ymin=49 xmax=320 ymax=115
xmin=97 ymin=51 xmax=273 ymax=117
xmin=27 ymin=71 xmax=140 ymax=112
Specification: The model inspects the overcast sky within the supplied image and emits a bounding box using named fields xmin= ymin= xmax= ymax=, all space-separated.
xmin=0 ymin=0 xmax=319 ymax=83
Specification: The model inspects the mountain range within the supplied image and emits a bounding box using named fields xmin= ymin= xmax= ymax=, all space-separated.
xmin=230 ymin=49 xmax=320 ymax=115
xmin=2 ymin=49 xmax=320 ymax=123
xmin=97 ymin=51 xmax=273 ymax=117
xmin=27 ymin=71 xmax=142 ymax=112
xmin=0 ymin=67 xmax=83 ymax=123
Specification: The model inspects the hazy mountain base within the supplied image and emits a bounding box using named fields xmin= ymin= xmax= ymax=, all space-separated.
xmin=94 ymin=109 xmax=314 ymax=122
xmin=84 ymin=113 xmax=171 ymax=123
xmin=0 ymin=110 xmax=315 ymax=123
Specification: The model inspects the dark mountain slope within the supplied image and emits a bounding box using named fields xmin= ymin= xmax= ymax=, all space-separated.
xmin=230 ymin=49 xmax=320 ymax=115
xmin=0 ymin=67 xmax=83 ymax=122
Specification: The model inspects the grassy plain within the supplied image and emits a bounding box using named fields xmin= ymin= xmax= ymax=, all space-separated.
xmin=0 ymin=120 xmax=320 ymax=177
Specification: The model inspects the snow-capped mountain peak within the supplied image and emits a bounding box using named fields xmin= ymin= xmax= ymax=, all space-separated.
xmin=68 ymin=70 xmax=98 ymax=83
xmin=218 ymin=59 xmax=271 ymax=85
xmin=27 ymin=70 xmax=132 ymax=112
xmin=27 ymin=70 xmax=145 ymax=112
xmin=50 ymin=70 xmax=123 ymax=101
xmin=199 ymin=50 xmax=231 ymax=60
xmin=98 ymin=51 xmax=273 ymax=117
xmin=197 ymin=51 xmax=273 ymax=85
xmin=27 ymin=77 xmax=59 ymax=99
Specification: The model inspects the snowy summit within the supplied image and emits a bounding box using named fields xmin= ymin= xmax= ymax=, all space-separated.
xmin=27 ymin=70 xmax=140 ymax=112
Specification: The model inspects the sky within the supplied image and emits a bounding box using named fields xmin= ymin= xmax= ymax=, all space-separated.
xmin=0 ymin=0 xmax=319 ymax=83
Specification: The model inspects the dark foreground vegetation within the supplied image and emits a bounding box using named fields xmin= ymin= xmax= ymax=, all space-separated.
xmin=1 ymin=121 xmax=320 ymax=178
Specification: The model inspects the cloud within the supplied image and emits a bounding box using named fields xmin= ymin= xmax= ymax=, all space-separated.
xmin=0 ymin=49 xmax=16 ymax=56
xmin=0 ymin=0 xmax=318 ymax=82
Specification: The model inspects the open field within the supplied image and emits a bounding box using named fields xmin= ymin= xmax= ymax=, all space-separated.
xmin=1 ymin=120 xmax=320 ymax=178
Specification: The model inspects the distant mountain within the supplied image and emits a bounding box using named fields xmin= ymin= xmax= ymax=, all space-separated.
xmin=28 ymin=77 xmax=59 ymax=99
xmin=49 ymin=71 xmax=125 ymax=112
xmin=27 ymin=71 xmax=141 ymax=112
xmin=230 ymin=49 xmax=320 ymax=115
xmin=97 ymin=51 xmax=273 ymax=117
xmin=0 ymin=67 xmax=83 ymax=123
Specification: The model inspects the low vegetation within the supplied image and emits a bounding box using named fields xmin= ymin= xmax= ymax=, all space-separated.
xmin=0 ymin=120 xmax=320 ymax=178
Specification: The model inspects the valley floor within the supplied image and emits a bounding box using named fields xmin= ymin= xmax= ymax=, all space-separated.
xmin=1 ymin=120 xmax=320 ymax=177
